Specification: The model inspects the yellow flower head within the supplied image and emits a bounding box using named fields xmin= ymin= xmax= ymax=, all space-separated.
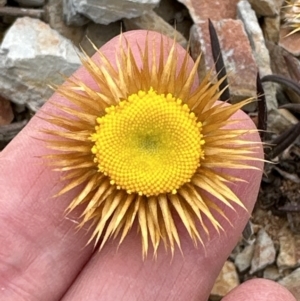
xmin=43 ymin=32 xmax=260 ymax=257
xmin=90 ymin=87 xmax=204 ymax=196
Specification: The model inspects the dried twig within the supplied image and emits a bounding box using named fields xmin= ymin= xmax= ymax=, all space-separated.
xmin=268 ymin=121 xmax=300 ymax=159
xmin=280 ymin=103 xmax=300 ymax=114
xmin=0 ymin=7 xmax=44 ymax=19
xmin=208 ymin=19 xmax=230 ymax=102
xmin=262 ymin=74 xmax=300 ymax=96
xmin=261 ymin=74 xmax=300 ymax=158
xmin=256 ymin=73 xmax=267 ymax=141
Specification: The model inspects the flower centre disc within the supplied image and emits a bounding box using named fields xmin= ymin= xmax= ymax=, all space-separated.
xmin=91 ymin=88 xmax=204 ymax=196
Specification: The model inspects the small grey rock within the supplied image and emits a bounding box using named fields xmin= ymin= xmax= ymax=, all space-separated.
xmin=235 ymin=244 xmax=255 ymax=273
xmin=237 ymin=0 xmax=293 ymax=133
xmin=248 ymin=0 xmax=285 ymax=17
xmin=210 ymin=261 xmax=240 ymax=300
xmin=44 ymin=0 xmax=86 ymax=46
xmin=0 ymin=17 xmax=81 ymax=112
xmin=63 ymin=0 xmax=90 ymax=26
xmin=263 ymin=265 xmax=281 ymax=281
xmin=278 ymin=267 xmax=300 ymax=300
xmin=250 ymin=229 xmax=276 ymax=274
xmin=277 ymin=225 xmax=300 ymax=271
xmin=237 ymin=0 xmax=277 ymax=110
xmin=123 ymin=10 xmax=187 ymax=48
xmin=64 ymin=0 xmax=160 ymax=25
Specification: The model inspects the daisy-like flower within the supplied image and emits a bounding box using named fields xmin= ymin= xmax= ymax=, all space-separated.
xmin=43 ymin=32 xmax=260 ymax=257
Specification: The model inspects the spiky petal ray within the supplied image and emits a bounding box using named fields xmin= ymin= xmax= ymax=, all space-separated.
xmin=43 ymin=33 xmax=261 ymax=256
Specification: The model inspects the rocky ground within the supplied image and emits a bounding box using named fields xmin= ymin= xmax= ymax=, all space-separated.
xmin=0 ymin=0 xmax=300 ymax=300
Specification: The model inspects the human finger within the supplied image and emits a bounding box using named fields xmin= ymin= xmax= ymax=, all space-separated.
xmin=222 ymin=279 xmax=296 ymax=301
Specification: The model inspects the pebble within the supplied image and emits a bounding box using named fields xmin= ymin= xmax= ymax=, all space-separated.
xmin=235 ymin=244 xmax=255 ymax=273
xmin=237 ymin=0 xmax=276 ymax=106
xmin=123 ymin=10 xmax=187 ymax=48
xmin=248 ymin=0 xmax=284 ymax=17
xmin=210 ymin=261 xmax=240 ymax=301
xmin=263 ymin=265 xmax=281 ymax=281
xmin=278 ymin=267 xmax=300 ymax=300
xmin=237 ymin=0 xmax=293 ymax=133
xmin=63 ymin=0 xmax=160 ymax=25
xmin=177 ymin=0 xmax=240 ymax=22
xmin=63 ymin=0 xmax=89 ymax=26
xmin=44 ymin=0 xmax=86 ymax=46
xmin=262 ymin=15 xmax=281 ymax=43
xmin=250 ymin=229 xmax=276 ymax=274
xmin=277 ymin=225 xmax=300 ymax=271
xmin=0 ymin=17 xmax=81 ymax=112
xmin=266 ymin=41 xmax=291 ymax=78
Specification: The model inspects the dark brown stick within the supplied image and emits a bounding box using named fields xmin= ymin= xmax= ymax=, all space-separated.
xmin=0 ymin=7 xmax=44 ymax=19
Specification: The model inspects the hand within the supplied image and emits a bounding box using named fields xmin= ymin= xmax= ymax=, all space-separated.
xmin=0 ymin=31 xmax=296 ymax=301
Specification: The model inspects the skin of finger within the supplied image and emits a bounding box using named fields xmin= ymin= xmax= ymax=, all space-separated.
xmin=59 ymin=34 xmax=264 ymax=301
xmin=0 ymin=31 xmax=195 ymax=301
xmin=0 ymin=63 xmax=99 ymax=299
xmin=222 ymin=279 xmax=297 ymax=301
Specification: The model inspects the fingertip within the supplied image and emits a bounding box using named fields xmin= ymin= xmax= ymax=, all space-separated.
xmin=222 ymin=279 xmax=296 ymax=301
